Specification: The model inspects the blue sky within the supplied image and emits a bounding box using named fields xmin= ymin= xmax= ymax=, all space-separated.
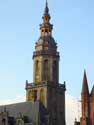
xmin=0 ymin=0 xmax=94 ymax=108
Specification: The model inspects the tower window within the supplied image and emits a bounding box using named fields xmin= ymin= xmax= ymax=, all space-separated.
xmin=35 ymin=60 xmax=40 ymax=82
xmin=33 ymin=90 xmax=37 ymax=101
xmin=49 ymin=29 xmax=51 ymax=32
xmin=45 ymin=29 xmax=48 ymax=33
xmin=35 ymin=60 xmax=39 ymax=71
xmin=53 ymin=61 xmax=57 ymax=82
xmin=40 ymin=89 xmax=45 ymax=104
xmin=44 ymin=59 xmax=49 ymax=81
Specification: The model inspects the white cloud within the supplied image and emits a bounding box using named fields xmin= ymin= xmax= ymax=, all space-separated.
xmin=66 ymin=95 xmax=81 ymax=125
xmin=0 ymin=95 xmax=81 ymax=125
xmin=0 ymin=95 xmax=25 ymax=105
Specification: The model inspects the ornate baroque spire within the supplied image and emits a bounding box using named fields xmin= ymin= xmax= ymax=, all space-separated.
xmin=34 ymin=0 xmax=57 ymax=56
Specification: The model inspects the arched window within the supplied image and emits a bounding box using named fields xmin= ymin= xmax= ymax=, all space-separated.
xmin=44 ymin=59 xmax=49 ymax=81
xmin=35 ymin=60 xmax=40 ymax=82
xmin=53 ymin=61 xmax=57 ymax=82
xmin=40 ymin=89 xmax=45 ymax=104
xmin=33 ymin=90 xmax=37 ymax=102
xmin=45 ymin=29 xmax=48 ymax=33
xmin=35 ymin=60 xmax=39 ymax=73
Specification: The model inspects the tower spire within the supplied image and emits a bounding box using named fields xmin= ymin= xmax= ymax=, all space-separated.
xmin=46 ymin=0 xmax=48 ymax=9
xmin=81 ymin=70 xmax=89 ymax=95
xmin=43 ymin=0 xmax=50 ymax=22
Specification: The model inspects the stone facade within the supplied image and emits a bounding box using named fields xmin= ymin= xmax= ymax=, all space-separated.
xmin=26 ymin=82 xmax=66 ymax=125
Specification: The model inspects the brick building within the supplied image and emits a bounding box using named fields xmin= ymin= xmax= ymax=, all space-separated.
xmin=75 ymin=70 xmax=94 ymax=125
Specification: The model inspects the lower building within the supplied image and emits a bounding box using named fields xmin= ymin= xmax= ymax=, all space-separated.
xmin=0 ymin=102 xmax=48 ymax=125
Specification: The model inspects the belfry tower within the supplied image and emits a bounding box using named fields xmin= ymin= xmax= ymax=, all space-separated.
xmin=26 ymin=1 xmax=66 ymax=125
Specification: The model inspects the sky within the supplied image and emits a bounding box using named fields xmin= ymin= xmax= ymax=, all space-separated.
xmin=0 ymin=0 xmax=94 ymax=125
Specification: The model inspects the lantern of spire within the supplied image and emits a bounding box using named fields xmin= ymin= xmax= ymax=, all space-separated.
xmin=40 ymin=0 xmax=53 ymax=36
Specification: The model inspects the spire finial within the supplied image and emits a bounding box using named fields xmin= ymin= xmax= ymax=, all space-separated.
xmin=44 ymin=0 xmax=49 ymax=14
xmin=42 ymin=0 xmax=50 ymax=23
xmin=46 ymin=0 xmax=48 ymax=8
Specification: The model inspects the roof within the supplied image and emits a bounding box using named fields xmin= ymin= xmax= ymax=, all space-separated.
xmin=37 ymin=36 xmax=56 ymax=46
xmin=0 ymin=101 xmax=48 ymax=125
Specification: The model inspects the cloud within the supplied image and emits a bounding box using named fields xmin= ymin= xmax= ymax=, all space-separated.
xmin=0 ymin=95 xmax=25 ymax=105
xmin=66 ymin=95 xmax=81 ymax=125
xmin=0 ymin=95 xmax=81 ymax=125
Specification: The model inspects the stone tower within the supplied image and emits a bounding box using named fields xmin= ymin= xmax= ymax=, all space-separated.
xmin=25 ymin=1 xmax=66 ymax=125
xmin=80 ymin=70 xmax=94 ymax=125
